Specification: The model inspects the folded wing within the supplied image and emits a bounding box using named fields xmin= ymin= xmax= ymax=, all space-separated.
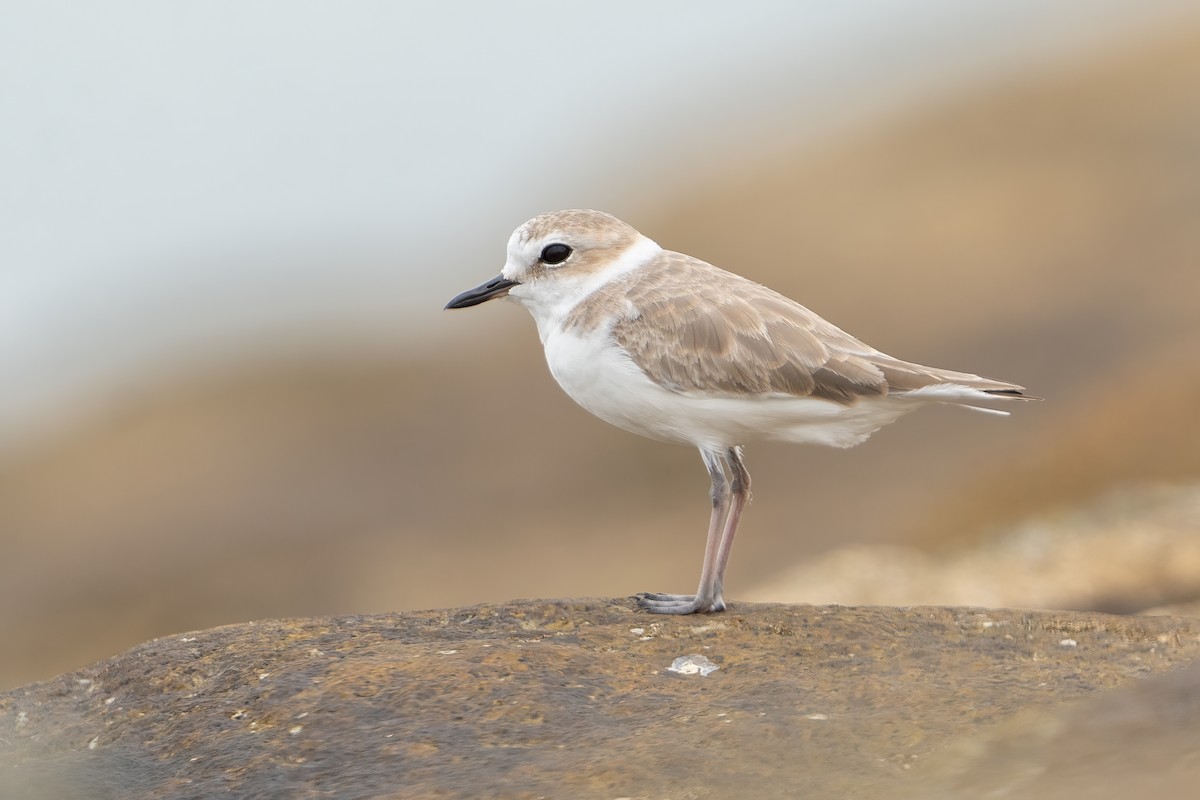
xmin=609 ymin=252 xmax=1028 ymax=405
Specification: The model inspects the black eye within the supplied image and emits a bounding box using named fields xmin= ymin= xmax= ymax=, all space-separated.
xmin=540 ymin=243 xmax=573 ymax=265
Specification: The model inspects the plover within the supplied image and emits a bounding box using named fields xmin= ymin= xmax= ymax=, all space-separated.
xmin=446 ymin=210 xmax=1031 ymax=614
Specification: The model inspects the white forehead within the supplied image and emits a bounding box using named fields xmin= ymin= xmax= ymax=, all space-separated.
xmin=506 ymin=222 xmax=556 ymax=261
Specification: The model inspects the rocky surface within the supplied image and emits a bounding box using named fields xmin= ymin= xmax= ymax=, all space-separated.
xmin=907 ymin=658 xmax=1200 ymax=799
xmin=3 ymin=600 xmax=1198 ymax=799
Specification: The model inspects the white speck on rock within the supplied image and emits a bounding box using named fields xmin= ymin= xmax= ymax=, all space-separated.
xmin=104 ymin=697 xmax=115 ymax=706
xmin=258 ymin=673 xmax=271 ymax=681
xmin=805 ymin=713 xmax=829 ymax=720
xmin=1059 ymin=639 xmax=1078 ymax=647
xmin=16 ymin=711 xmax=28 ymax=728
xmin=88 ymin=736 xmax=99 ymax=750
xmin=289 ymin=725 xmax=303 ymax=735
xmin=629 ymin=628 xmax=645 ymax=636
xmin=438 ymin=650 xmax=459 ymax=655
xmin=666 ymin=654 xmax=719 ymax=677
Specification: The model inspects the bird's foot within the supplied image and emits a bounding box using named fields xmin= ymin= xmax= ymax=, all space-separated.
xmin=634 ymin=592 xmax=726 ymax=615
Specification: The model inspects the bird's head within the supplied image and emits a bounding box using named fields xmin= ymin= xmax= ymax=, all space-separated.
xmin=445 ymin=210 xmax=657 ymax=315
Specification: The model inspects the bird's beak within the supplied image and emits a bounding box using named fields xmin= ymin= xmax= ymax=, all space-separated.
xmin=444 ymin=275 xmax=520 ymax=309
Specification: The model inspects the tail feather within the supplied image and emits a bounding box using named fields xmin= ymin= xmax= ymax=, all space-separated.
xmin=982 ymin=387 xmax=1039 ymax=400
xmin=874 ymin=356 xmax=1037 ymax=401
xmin=897 ymin=379 xmax=1040 ymax=414
xmin=956 ymin=404 xmax=1012 ymax=416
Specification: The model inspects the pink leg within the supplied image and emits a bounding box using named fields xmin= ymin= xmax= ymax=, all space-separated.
xmin=712 ymin=446 xmax=751 ymax=600
xmin=637 ymin=448 xmax=739 ymax=615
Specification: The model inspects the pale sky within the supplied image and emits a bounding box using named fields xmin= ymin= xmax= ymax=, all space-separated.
xmin=1 ymin=0 xmax=1193 ymax=453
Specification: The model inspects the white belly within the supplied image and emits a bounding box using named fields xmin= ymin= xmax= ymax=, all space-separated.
xmin=542 ymin=328 xmax=916 ymax=451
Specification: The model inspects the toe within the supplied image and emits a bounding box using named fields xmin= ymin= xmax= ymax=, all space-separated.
xmin=634 ymin=590 xmax=728 ymax=614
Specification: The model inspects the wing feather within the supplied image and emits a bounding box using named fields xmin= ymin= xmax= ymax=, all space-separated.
xmin=592 ymin=251 xmax=1027 ymax=404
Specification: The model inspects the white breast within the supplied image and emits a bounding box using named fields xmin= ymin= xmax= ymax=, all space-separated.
xmin=544 ymin=326 xmax=698 ymax=444
xmin=542 ymin=326 xmax=918 ymax=451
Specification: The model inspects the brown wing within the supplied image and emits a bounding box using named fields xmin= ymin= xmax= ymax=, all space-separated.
xmin=601 ymin=251 xmax=1027 ymax=403
xmin=603 ymin=252 xmax=888 ymax=403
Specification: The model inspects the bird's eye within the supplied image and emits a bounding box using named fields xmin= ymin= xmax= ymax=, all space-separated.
xmin=540 ymin=243 xmax=573 ymax=265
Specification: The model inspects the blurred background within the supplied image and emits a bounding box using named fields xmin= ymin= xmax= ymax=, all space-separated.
xmin=4 ymin=0 xmax=1200 ymax=690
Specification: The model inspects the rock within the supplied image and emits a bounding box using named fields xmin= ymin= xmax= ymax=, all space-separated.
xmin=746 ymin=483 xmax=1200 ymax=613
xmin=2 ymin=600 xmax=1197 ymax=799
xmin=908 ymin=659 xmax=1200 ymax=799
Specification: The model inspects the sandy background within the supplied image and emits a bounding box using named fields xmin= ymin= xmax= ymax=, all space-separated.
xmin=3 ymin=5 xmax=1200 ymax=690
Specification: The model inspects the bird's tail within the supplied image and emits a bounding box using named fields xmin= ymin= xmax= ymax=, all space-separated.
xmin=877 ymin=358 xmax=1039 ymax=415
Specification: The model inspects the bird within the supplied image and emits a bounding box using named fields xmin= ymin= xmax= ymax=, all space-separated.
xmin=446 ymin=209 xmax=1032 ymax=614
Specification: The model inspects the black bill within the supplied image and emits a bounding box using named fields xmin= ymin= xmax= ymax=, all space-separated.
xmin=444 ymin=275 xmax=520 ymax=309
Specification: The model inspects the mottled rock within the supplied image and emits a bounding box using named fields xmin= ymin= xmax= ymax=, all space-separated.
xmin=2 ymin=601 xmax=1197 ymax=799
xmin=908 ymin=659 xmax=1200 ymax=799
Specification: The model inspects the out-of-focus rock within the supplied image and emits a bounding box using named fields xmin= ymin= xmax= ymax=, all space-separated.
xmin=748 ymin=484 xmax=1200 ymax=613
xmin=907 ymin=660 xmax=1200 ymax=800
xmin=2 ymin=601 xmax=1197 ymax=799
